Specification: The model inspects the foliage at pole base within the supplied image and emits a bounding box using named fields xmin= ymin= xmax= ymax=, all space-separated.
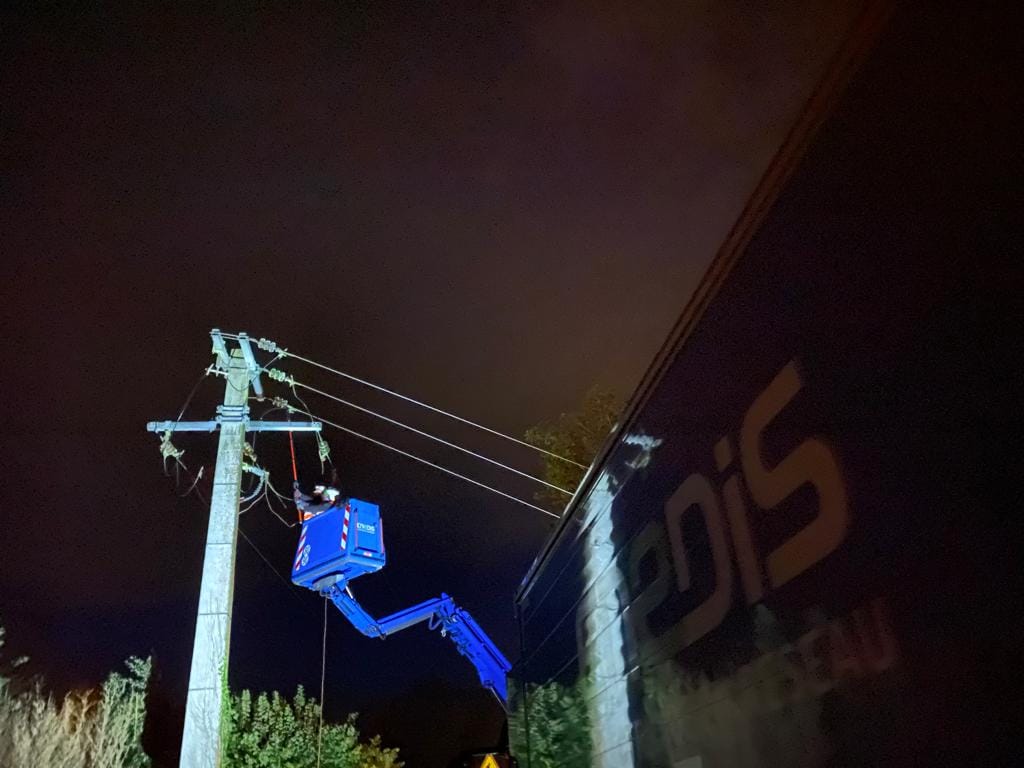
xmin=223 ymin=686 xmax=402 ymax=768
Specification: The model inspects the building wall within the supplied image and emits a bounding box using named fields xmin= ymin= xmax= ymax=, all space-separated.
xmin=512 ymin=2 xmax=1021 ymax=765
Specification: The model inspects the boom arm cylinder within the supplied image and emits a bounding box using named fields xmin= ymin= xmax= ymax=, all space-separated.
xmin=323 ymin=584 xmax=510 ymax=707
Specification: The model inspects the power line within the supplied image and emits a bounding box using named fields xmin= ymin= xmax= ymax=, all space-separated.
xmin=273 ymin=346 xmax=586 ymax=469
xmin=264 ymin=479 xmax=300 ymax=528
xmin=163 ymin=400 xmax=298 ymax=530
xmin=288 ymin=405 xmax=560 ymax=519
xmin=176 ymin=370 xmax=211 ymax=423
xmin=170 ymin=458 xmax=308 ymax=612
xmin=237 ymin=527 xmax=309 ymax=611
xmin=292 ymin=379 xmax=573 ymax=496
xmin=266 ymin=477 xmax=292 ymax=504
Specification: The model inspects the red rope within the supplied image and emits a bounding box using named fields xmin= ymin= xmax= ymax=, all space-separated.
xmin=288 ymin=430 xmax=301 ymax=523
xmin=288 ymin=431 xmax=299 ymax=482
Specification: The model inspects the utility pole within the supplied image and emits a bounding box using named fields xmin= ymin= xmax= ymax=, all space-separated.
xmin=179 ymin=347 xmax=246 ymax=768
xmin=147 ymin=330 xmax=320 ymax=768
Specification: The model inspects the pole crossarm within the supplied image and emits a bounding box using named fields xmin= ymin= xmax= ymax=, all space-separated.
xmin=148 ymin=420 xmax=218 ymax=433
xmin=243 ymin=421 xmax=322 ymax=432
xmin=147 ymin=420 xmax=321 ymax=433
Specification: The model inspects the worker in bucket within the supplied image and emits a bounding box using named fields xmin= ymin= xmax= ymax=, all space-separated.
xmin=293 ymin=481 xmax=342 ymax=521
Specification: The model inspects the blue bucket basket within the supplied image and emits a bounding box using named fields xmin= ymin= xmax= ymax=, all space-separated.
xmin=291 ymin=498 xmax=386 ymax=589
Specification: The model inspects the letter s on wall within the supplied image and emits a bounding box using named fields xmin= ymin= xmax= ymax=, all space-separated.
xmin=740 ymin=361 xmax=849 ymax=589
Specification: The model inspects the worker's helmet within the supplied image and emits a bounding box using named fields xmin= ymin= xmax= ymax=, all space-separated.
xmin=313 ymin=483 xmax=326 ymax=495
xmin=322 ymin=487 xmax=340 ymax=502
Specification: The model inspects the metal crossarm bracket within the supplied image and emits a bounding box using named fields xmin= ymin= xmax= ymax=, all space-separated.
xmin=217 ymin=404 xmax=249 ymax=423
xmin=244 ymin=421 xmax=322 ymax=432
xmin=147 ymin=418 xmax=321 ymax=434
xmin=210 ymin=330 xmax=266 ymax=397
xmin=236 ymin=333 xmax=264 ymax=398
xmin=210 ymin=329 xmax=231 ymax=370
xmin=147 ymin=420 xmax=220 ymax=433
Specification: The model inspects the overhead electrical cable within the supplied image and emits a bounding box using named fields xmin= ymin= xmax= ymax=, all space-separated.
xmin=176 ymin=370 xmax=211 ymax=424
xmin=290 ymin=379 xmax=573 ymax=496
xmin=167 ymin=454 xmax=309 ymax=612
xmin=266 ymin=477 xmax=294 ymax=505
xmin=249 ymin=341 xmax=585 ymax=469
xmin=244 ymin=404 xmax=281 ymax=495
xmin=157 ymin=368 xmax=210 ymax=482
xmin=237 ymin=528 xmax=311 ymax=612
xmin=264 ymin=479 xmax=300 ymax=529
xmin=288 ymin=405 xmax=560 ymax=519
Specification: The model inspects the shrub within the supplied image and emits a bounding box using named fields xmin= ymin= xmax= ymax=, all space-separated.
xmin=0 ymin=624 xmax=151 ymax=768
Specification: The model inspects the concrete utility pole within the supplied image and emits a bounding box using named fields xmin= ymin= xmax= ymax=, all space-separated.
xmin=178 ymin=348 xmax=247 ymax=768
xmin=147 ymin=330 xmax=321 ymax=768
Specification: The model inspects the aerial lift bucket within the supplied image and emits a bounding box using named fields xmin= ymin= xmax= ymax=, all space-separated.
xmin=291 ymin=499 xmax=386 ymax=589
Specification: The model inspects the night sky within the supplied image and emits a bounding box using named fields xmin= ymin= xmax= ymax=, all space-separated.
xmin=1 ymin=2 xmax=855 ymax=765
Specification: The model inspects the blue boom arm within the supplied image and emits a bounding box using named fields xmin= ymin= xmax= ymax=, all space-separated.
xmin=323 ymin=583 xmax=511 ymax=707
xmin=291 ymin=498 xmax=510 ymax=707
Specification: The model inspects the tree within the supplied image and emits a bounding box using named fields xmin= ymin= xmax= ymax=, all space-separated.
xmin=223 ymin=686 xmax=402 ymax=768
xmin=524 ymin=386 xmax=621 ymax=512
xmin=0 ymin=623 xmax=152 ymax=768
xmin=92 ymin=656 xmax=152 ymax=768
xmin=357 ymin=734 xmax=402 ymax=768
xmin=508 ymin=679 xmax=592 ymax=768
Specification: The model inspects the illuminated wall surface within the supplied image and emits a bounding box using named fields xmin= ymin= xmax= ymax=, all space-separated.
xmin=511 ymin=2 xmax=1020 ymax=766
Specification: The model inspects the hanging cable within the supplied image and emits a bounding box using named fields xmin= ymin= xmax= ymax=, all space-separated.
xmin=157 ymin=368 xmax=210 ymax=487
xmin=316 ymin=598 xmax=327 ymax=768
xmin=285 ymin=382 xmax=332 ymax=472
xmin=263 ymin=345 xmax=585 ymax=468
xmin=246 ymin=405 xmax=284 ymax=493
xmin=267 ymin=477 xmax=294 ymax=504
xmin=239 ymin=472 xmax=267 ymax=508
xmin=237 ymin=528 xmax=310 ymax=612
xmin=290 ymin=379 xmax=573 ymax=496
xmin=161 ymin=441 xmax=308 ymax=611
xmin=179 ymin=466 xmax=205 ymax=498
xmin=175 ymin=369 xmax=211 ymax=424
xmin=264 ymin=479 xmax=299 ymax=529
xmin=159 ymin=430 xmax=187 ymax=476
xmin=162 ymin=414 xmax=294 ymax=527
xmin=287 ymin=405 xmax=560 ymax=519
xmin=179 ymin=465 xmax=208 ymax=505
xmin=175 ymin=470 xmax=307 ymax=614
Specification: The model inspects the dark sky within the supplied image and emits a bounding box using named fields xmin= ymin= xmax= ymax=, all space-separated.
xmin=1 ymin=1 xmax=855 ymax=764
